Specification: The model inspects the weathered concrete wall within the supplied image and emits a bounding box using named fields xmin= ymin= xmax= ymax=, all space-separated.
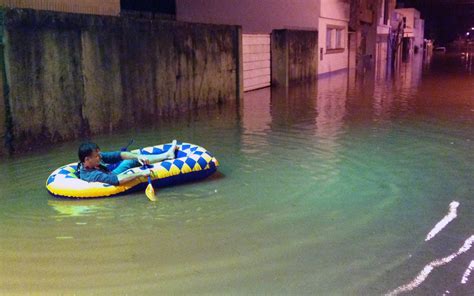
xmin=271 ymin=29 xmax=318 ymax=87
xmin=271 ymin=30 xmax=289 ymax=87
xmin=288 ymin=30 xmax=319 ymax=82
xmin=0 ymin=44 xmax=5 ymax=156
xmin=5 ymin=22 xmax=85 ymax=152
xmin=2 ymin=9 xmax=240 ymax=153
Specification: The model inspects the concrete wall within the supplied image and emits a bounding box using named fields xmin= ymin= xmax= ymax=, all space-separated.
xmin=320 ymin=0 xmax=349 ymax=22
xmin=2 ymin=9 xmax=240 ymax=153
xmin=0 ymin=45 xmax=5 ymax=155
xmin=176 ymin=0 xmax=320 ymax=34
xmin=272 ymin=29 xmax=318 ymax=87
xmin=288 ymin=30 xmax=319 ymax=82
xmin=0 ymin=0 xmax=120 ymax=16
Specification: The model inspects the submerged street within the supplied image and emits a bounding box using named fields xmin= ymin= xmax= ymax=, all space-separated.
xmin=0 ymin=53 xmax=473 ymax=294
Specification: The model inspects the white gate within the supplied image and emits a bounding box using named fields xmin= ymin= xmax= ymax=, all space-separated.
xmin=242 ymin=34 xmax=271 ymax=92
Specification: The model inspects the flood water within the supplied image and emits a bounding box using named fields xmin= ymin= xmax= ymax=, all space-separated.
xmin=1 ymin=53 xmax=473 ymax=295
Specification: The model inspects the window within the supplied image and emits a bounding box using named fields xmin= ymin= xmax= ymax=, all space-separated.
xmin=326 ymin=26 xmax=345 ymax=52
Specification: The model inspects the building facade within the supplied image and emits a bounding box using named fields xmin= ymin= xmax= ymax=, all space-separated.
xmin=348 ymin=0 xmax=397 ymax=77
xmin=375 ymin=0 xmax=396 ymax=77
xmin=318 ymin=0 xmax=350 ymax=76
xmin=393 ymin=8 xmax=424 ymax=57
xmin=1 ymin=0 xmax=422 ymax=91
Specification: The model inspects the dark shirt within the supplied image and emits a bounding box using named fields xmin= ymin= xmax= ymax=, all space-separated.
xmin=79 ymin=151 xmax=122 ymax=185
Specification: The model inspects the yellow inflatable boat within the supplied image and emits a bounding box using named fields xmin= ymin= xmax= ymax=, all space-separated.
xmin=46 ymin=141 xmax=219 ymax=198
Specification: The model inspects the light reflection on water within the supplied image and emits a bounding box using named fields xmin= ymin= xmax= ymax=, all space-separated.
xmin=0 ymin=54 xmax=473 ymax=295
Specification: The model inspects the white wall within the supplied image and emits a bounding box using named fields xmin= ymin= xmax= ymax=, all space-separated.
xmin=176 ymin=0 xmax=320 ymax=33
xmin=377 ymin=0 xmax=393 ymax=35
xmin=394 ymin=8 xmax=424 ymax=51
xmin=318 ymin=0 xmax=350 ymax=75
xmin=414 ymin=19 xmax=424 ymax=50
xmin=320 ymin=0 xmax=349 ymax=21
xmin=243 ymin=34 xmax=271 ymax=91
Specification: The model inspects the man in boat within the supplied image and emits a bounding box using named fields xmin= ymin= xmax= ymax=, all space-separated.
xmin=77 ymin=140 xmax=177 ymax=185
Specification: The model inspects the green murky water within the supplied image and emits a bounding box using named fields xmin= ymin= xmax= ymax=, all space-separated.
xmin=1 ymin=54 xmax=473 ymax=295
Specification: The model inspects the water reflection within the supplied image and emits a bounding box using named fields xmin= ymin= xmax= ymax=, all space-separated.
xmin=243 ymin=76 xmax=348 ymax=141
xmin=241 ymin=88 xmax=271 ymax=134
xmin=48 ymin=199 xmax=107 ymax=218
xmin=270 ymin=84 xmax=318 ymax=128
xmin=240 ymin=88 xmax=272 ymax=155
xmin=398 ymin=53 xmax=423 ymax=93
xmin=1 ymin=54 xmax=473 ymax=295
xmin=315 ymin=72 xmax=347 ymax=140
xmin=240 ymin=75 xmax=349 ymax=183
xmin=461 ymin=52 xmax=473 ymax=73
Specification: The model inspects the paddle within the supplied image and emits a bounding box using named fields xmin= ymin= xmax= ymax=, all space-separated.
xmin=120 ymin=139 xmax=134 ymax=152
xmin=145 ymin=175 xmax=156 ymax=201
xmin=142 ymin=164 xmax=156 ymax=201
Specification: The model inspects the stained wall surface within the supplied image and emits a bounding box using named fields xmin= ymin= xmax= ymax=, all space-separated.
xmin=2 ymin=9 xmax=240 ymax=153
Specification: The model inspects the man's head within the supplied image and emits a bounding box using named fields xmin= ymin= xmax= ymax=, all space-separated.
xmin=78 ymin=142 xmax=101 ymax=168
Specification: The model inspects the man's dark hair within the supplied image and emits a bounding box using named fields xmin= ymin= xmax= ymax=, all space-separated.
xmin=78 ymin=142 xmax=100 ymax=163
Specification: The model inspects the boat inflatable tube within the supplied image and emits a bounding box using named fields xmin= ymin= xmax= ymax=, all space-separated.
xmin=46 ymin=142 xmax=219 ymax=198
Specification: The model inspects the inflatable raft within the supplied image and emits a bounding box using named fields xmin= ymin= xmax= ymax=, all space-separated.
xmin=46 ymin=142 xmax=219 ymax=198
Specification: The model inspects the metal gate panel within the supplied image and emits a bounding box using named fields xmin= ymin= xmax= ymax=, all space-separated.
xmin=243 ymin=34 xmax=271 ymax=92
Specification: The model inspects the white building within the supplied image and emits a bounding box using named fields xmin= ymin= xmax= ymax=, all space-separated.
xmin=177 ymin=0 xmax=350 ymax=90
xmin=375 ymin=0 xmax=396 ymax=77
xmin=318 ymin=0 xmax=350 ymax=76
xmin=393 ymin=8 xmax=424 ymax=54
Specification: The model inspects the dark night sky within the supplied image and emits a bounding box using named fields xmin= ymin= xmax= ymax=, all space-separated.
xmin=397 ymin=0 xmax=474 ymax=44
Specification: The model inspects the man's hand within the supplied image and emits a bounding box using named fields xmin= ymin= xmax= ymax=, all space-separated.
xmin=137 ymin=155 xmax=150 ymax=166
xmin=140 ymin=169 xmax=151 ymax=177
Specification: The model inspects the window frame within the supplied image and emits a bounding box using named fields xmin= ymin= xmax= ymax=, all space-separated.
xmin=326 ymin=25 xmax=345 ymax=54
